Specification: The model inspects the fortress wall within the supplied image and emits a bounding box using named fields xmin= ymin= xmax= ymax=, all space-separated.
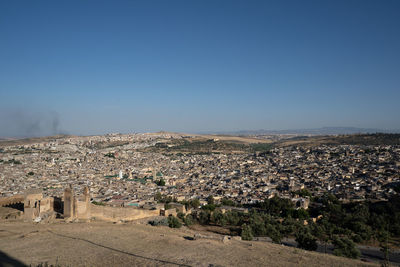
xmin=90 ymin=204 xmax=159 ymax=222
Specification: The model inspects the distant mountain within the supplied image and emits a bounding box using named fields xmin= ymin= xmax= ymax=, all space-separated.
xmin=216 ymin=127 xmax=400 ymax=136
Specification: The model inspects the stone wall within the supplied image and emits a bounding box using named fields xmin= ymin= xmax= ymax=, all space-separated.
xmin=90 ymin=204 xmax=159 ymax=222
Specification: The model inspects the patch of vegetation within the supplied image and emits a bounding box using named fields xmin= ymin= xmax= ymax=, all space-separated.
xmin=295 ymin=229 xmax=318 ymax=251
xmin=92 ymin=201 xmax=106 ymax=206
xmin=104 ymin=174 xmax=118 ymax=178
xmin=249 ymin=143 xmax=273 ymax=152
xmin=241 ymin=224 xmax=253 ymax=241
xmin=154 ymin=192 xmax=177 ymax=203
xmin=333 ymin=133 xmax=400 ymax=146
xmin=155 ymin=178 xmax=166 ymax=186
xmin=332 ymin=237 xmax=360 ymax=258
xmin=149 ymin=218 xmax=168 ymax=226
xmin=185 ymin=192 xmax=400 ymax=259
xmin=7 ymin=159 xmax=21 ymax=164
xmin=143 ymin=138 xmax=268 ymax=154
xmin=168 ymin=215 xmax=182 ymax=228
xmin=179 ymin=198 xmax=201 ymax=210
xmin=104 ymin=152 xmax=115 ymax=158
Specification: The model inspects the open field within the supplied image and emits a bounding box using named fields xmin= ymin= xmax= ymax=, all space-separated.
xmin=0 ymin=221 xmax=377 ymax=267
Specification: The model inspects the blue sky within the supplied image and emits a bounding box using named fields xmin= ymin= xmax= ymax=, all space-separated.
xmin=1 ymin=0 xmax=399 ymax=136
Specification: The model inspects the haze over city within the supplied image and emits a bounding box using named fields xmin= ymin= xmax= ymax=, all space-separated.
xmin=1 ymin=0 xmax=400 ymax=136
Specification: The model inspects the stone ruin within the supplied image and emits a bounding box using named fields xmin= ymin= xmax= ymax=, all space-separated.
xmin=63 ymin=185 xmax=91 ymax=220
xmin=0 ymin=186 xmax=91 ymax=222
xmin=1 ymin=185 xmax=161 ymax=222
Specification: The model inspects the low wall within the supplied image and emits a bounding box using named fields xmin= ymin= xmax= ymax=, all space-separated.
xmin=90 ymin=204 xmax=159 ymax=222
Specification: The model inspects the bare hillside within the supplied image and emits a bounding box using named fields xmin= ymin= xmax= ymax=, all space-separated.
xmin=0 ymin=221 xmax=376 ymax=267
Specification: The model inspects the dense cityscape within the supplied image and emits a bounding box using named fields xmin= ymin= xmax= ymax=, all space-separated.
xmin=1 ymin=133 xmax=399 ymax=206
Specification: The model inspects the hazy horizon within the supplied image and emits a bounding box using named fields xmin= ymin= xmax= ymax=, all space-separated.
xmin=1 ymin=1 xmax=400 ymax=137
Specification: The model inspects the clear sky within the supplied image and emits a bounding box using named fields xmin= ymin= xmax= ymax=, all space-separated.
xmin=1 ymin=0 xmax=399 ymax=136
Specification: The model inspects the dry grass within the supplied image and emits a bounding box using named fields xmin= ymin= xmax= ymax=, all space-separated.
xmin=0 ymin=221 xmax=377 ymax=267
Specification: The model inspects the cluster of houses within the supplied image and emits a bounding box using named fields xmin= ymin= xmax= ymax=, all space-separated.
xmin=1 ymin=134 xmax=399 ymax=211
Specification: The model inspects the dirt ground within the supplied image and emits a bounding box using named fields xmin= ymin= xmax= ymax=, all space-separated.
xmin=0 ymin=221 xmax=377 ymax=267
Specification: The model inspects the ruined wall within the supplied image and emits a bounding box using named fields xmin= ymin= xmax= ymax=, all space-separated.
xmin=90 ymin=204 xmax=159 ymax=222
xmin=0 ymin=195 xmax=24 ymax=207
xmin=39 ymin=197 xmax=53 ymax=213
xmin=76 ymin=200 xmax=90 ymax=219
xmin=63 ymin=188 xmax=74 ymax=218
xmin=160 ymin=208 xmax=177 ymax=217
xmin=23 ymin=191 xmax=43 ymax=220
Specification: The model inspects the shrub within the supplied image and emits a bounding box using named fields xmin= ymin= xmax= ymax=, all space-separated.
xmin=168 ymin=216 xmax=182 ymax=228
xmin=149 ymin=218 xmax=168 ymax=226
xmin=184 ymin=214 xmax=194 ymax=226
xmin=177 ymin=212 xmax=185 ymax=221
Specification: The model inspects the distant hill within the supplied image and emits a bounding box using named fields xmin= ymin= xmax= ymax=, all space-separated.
xmin=217 ymin=127 xmax=400 ymax=136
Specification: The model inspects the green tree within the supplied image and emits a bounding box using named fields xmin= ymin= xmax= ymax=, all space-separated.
xmin=221 ymin=198 xmax=236 ymax=206
xmin=156 ymin=179 xmax=166 ymax=186
xmin=249 ymin=213 xmax=267 ymax=236
xmin=295 ymin=230 xmax=318 ymax=251
xmin=332 ymin=236 xmax=360 ymax=259
xmin=201 ymin=204 xmax=216 ymax=211
xmin=190 ymin=199 xmax=200 ymax=209
xmin=376 ymin=230 xmax=390 ymax=267
xmin=198 ymin=210 xmax=211 ymax=225
xmin=207 ymin=195 xmax=215 ymax=205
xmin=241 ymin=224 xmax=253 ymax=241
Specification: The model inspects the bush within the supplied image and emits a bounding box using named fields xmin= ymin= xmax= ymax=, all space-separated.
xmin=149 ymin=218 xmax=168 ymax=226
xmin=177 ymin=212 xmax=185 ymax=221
xmin=168 ymin=216 xmax=182 ymax=228
xmin=184 ymin=214 xmax=194 ymax=226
